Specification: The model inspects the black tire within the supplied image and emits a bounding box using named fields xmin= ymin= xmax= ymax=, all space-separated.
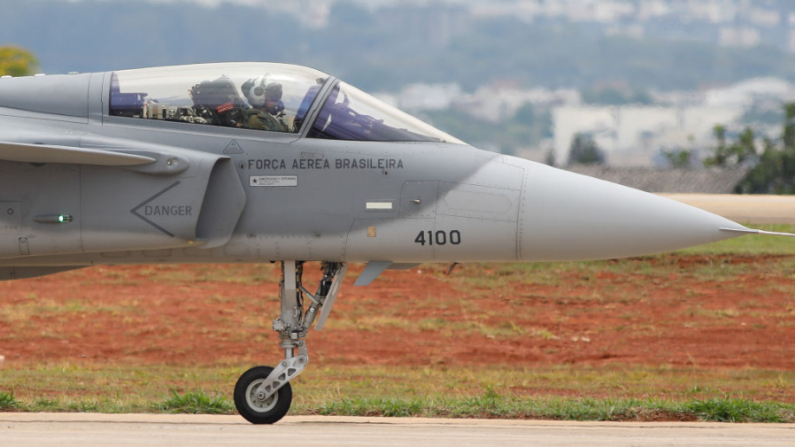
xmin=234 ymin=366 xmax=293 ymax=424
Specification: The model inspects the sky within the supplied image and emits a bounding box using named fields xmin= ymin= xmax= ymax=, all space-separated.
xmin=54 ymin=0 xmax=406 ymax=9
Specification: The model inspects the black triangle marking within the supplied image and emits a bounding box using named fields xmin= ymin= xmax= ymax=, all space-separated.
xmin=130 ymin=181 xmax=181 ymax=237
xmin=224 ymin=139 xmax=244 ymax=154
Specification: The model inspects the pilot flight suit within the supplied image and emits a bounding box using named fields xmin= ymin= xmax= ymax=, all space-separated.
xmin=246 ymin=109 xmax=289 ymax=132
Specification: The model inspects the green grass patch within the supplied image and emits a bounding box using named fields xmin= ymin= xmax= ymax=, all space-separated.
xmin=684 ymin=398 xmax=792 ymax=423
xmin=4 ymin=384 xmax=793 ymax=422
xmin=318 ymin=391 xmax=795 ymax=422
xmin=675 ymin=224 xmax=795 ymax=255
xmin=0 ymin=391 xmax=20 ymax=411
xmin=154 ymin=390 xmax=234 ymax=414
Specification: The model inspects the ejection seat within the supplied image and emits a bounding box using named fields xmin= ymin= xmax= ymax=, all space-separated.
xmin=189 ymin=76 xmax=247 ymax=128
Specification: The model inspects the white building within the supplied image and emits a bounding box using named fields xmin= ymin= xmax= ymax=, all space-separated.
xmin=553 ymin=105 xmax=744 ymax=166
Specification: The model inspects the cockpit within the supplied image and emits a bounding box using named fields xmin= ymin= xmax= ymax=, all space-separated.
xmin=109 ymin=63 xmax=464 ymax=145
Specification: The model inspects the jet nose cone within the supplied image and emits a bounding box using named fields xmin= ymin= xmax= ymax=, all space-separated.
xmin=508 ymin=159 xmax=746 ymax=262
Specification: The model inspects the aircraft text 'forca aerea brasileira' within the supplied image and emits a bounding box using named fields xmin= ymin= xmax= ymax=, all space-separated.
xmin=247 ymin=158 xmax=405 ymax=170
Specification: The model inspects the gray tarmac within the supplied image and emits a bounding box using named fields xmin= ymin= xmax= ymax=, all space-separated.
xmin=1 ymin=413 xmax=795 ymax=447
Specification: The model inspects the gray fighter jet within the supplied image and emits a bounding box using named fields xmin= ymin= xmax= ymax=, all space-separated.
xmin=0 ymin=63 xmax=790 ymax=423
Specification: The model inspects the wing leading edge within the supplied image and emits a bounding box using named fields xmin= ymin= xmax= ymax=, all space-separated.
xmin=0 ymin=141 xmax=156 ymax=166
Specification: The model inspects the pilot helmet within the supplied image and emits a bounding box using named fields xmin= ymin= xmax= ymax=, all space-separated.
xmin=243 ymin=75 xmax=283 ymax=108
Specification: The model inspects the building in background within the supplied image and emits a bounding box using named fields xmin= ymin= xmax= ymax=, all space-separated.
xmin=552 ymin=105 xmax=744 ymax=166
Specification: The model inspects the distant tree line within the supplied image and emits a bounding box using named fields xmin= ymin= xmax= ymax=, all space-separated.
xmin=707 ymin=104 xmax=795 ymax=194
xmin=565 ymin=103 xmax=795 ymax=195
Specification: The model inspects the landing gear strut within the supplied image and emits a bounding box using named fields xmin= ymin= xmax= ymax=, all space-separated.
xmin=234 ymin=261 xmax=346 ymax=424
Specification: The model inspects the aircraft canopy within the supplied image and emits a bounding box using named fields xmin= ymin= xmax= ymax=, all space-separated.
xmin=307 ymin=81 xmax=464 ymax=144
xmin=110 ymin=63 xmax=327 ymax=134
xmin=109 ymin=63 xmax=464 ymax=144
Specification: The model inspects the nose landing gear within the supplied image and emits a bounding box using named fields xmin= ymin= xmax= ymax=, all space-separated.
xmin=233 ymin=261 xmax=346 ymax=424
xmin=234 ymin=365 xmax=293 ymax=424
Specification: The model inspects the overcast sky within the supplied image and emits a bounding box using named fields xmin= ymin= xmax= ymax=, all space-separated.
xmin=52 ymin=0 xmax=417 ymax=7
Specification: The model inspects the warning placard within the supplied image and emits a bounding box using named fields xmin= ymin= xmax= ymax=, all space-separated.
xmin=249 ymin=176 xmax=298 ymax=187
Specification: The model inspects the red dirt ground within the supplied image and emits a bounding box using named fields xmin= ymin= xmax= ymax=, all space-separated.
xmin=0 ymin=257 xmax=794 ymax=369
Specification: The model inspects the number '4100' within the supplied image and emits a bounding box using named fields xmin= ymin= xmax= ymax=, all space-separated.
xmin=414 ymin=230 xmax=461 ymax=246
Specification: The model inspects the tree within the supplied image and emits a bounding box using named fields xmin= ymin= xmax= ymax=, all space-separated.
xmin=567 ymin=133 xmax=606 ymax=166
xmin=738 ymin=106 xmax=795 ymax=194
xmin=0 ymin=46 xmax=39 ymax=77
xmin=784 ymin=103 xmax=795 ymax=149
xmin=703 ymin=125 xmax=757 ymax=168
xmin=710 ymin=104 xmax=795 ymax=194
xmin=662 ymin=149 xmax=693 ymax=169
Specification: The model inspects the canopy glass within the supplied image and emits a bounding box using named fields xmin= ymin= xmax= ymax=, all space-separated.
xmin=110 ymin=63 xmax=465 ymax=144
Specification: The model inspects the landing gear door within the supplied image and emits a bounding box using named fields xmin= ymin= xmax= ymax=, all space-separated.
xmin=399 ymin=181 xmax=438 ymax=219
xmin=0 ymin=201 xmax=22 ymax=257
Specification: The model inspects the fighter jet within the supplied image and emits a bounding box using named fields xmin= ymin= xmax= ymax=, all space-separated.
xmin=0 ymin=63 xmax=790 ymax=424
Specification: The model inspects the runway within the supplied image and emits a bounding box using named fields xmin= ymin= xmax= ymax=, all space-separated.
xmin=1 ymin=413 xmax=794 ymax=447
xmin=659 ymin=194 xmax=795 ymax=225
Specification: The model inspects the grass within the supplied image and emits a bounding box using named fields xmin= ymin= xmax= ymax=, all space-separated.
xmin=3 ymin=384 xmax=792 ymax=422
xmin=0 ymin=391 xmax=20 ymax=411
xmin=0 ymin=296 xmax=146 ymax=325
xmin=676 ymin=224 xmax=795 ymax=255
xmin=318 ymin=393 xmax=795 ymax=423
xmin=685 ymin=398 xmax=791 ymax=423
xmin=1 ymin=363 xmax=795 ymax=421
xmin=154 ymin=390 xmax=233 ymax=414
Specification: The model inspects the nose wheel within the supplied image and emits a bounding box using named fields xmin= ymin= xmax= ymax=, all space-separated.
xmin=234 ymin=366 xmax=293 ymax=424
xmin=234 ymin=261 xmax=346 ymax=424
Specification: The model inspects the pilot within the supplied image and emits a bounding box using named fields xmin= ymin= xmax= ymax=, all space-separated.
xmin=242 ymin=75 xmax=289 ymax=132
